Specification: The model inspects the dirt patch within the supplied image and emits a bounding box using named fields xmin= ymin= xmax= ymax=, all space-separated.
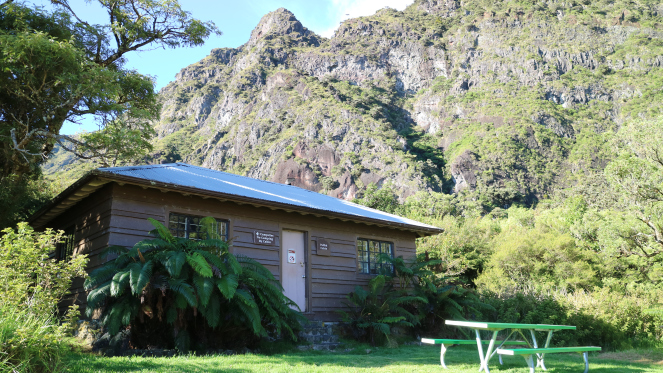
xmin=597 ymin=350 xmax=663 ymax=365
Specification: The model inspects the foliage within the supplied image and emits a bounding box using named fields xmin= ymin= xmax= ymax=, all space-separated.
xmin=0 ymin=222 xmax=88 ymax=315
xmin=482 ymin=287 xmax=663 ymax=350
xmin=381 ymin=253 xmax=491 ymax=338
xmin=0 ymin=173 xmax=57 ymax=229
xmin=85 ymin=218 xmax=303 ymax=351
xmin=0 ymin=0 xmax=219 ymax=179
xmin=337 ymin=275 xmax=425 ymax=346
xmin=352 ymin=183 xmax=402 ymax=214
xmin=0 ymin=304 xmax=72 ymax=373
xmin=603 ymin=117 xmax=663 ymax=275
xmin=0 ymin=224 xmax=87 ymax=373
xmin=476 ymin=225 xmax=600 ymax=293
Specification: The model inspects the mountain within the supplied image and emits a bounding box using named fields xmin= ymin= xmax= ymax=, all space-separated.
xmin=45 ymin=0 xmax=663 ymax=206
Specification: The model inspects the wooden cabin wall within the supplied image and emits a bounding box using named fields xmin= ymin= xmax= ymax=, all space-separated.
xmin=106 ymin=183 xmax=419 ymax=321
xmin=45 ymin=184 xmax=114 ymax=312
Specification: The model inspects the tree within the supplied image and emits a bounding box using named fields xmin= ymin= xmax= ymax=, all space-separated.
xmin=0 ymin=0 xmax=219 ymax=179
xmin=604 ymin=116 xmax=663 ymax=282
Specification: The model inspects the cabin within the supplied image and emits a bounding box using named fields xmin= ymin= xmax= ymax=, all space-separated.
xmin=29 ymin=163 xmax=442 ymax=320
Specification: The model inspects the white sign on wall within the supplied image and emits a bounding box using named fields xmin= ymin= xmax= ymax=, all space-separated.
xmin=288 ymin=249 xmax=296 ymax=264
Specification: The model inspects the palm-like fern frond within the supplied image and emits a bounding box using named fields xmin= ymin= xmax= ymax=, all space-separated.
xmin=186 ymin=252 xmax=213 ymax=278
xmin=86 ymin=216 xmax=304 ymax=351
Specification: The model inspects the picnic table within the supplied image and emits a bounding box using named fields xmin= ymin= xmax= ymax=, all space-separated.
xmin=422 ymin=320 xmax=600 ymax=373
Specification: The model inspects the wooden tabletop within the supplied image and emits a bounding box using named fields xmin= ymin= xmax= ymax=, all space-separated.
xmin=445 ymin=320 xmax=576 ymax=331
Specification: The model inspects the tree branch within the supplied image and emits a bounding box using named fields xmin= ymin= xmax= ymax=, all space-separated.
xmin=0 ymin=0 xmax=14 ymax=10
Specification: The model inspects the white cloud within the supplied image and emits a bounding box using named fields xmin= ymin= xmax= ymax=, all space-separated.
xmin=318 ymin=0 xmax=415 ymax=38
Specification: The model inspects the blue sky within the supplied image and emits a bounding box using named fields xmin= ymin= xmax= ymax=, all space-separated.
xmin=28 ymin=0 xmax=414 ymax=135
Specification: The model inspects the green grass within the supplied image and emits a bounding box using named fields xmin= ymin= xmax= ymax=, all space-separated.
xmin=65 ymin=345 xmax=663 ymax=372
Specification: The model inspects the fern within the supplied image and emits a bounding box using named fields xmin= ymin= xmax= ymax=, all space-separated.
xmin=85 ymin=217 xmax=303 ymax=351
xmin=168 ymin=278 xmax=197 ymax=307
xmin=186 ymin=252 xmax=213 ymax=278
xmin=110 ymin=271 xmax=130 ymax=297
xmin=135 ymin=260 xmax=153 ymax=293
xmin=147 ymin=218 xmax=174 ymax=243
xmin=216 ymin=274 xmax=238 ymax=299
xmin=165 ymin=251 xmax=187 ymax=277
xmin=192 ymin=275 xmax=214 ymax=307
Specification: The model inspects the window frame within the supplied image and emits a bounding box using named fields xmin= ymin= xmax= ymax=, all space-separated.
xmin=167 ymin=212 xmax=229 ymax=241
xmin=356 ymin=238 xmax=394 ymax=275
xmin=56 ymin=226 xmax=76 ymax=262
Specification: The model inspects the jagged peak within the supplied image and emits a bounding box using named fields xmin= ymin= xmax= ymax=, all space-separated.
xmin=247 ymin=8 xmax=316 ymax=46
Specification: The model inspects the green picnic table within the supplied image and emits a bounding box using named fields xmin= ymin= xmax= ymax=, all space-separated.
xmin=428 ymin=320 xmax=600 ymax=373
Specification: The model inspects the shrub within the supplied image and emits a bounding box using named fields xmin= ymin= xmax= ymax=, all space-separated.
xmin=383 ymin=253 xmax=492 ymax=338
xmin=337 ymin=275 xmax=425 ymax=346
xmin=0 ymin=223 xmax=88 ymax=315
xmin=481 ymin=287 xmax=663 ymax=350
xmin=0 ymin=223 xmax=88 ymax=373
xmin=85 ymin=218 xmax=304 ymax=351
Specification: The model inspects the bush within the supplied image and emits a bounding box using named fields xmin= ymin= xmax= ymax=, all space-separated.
xmin=337 ymin=275 xmax=424 ymax=346
xmin=0 ymin=305 xmax=71 ymax=373
xmin=85 ymin=218 xmax=304 ymax=351
xmin=481 ymin=288 xmax=663 ymax=350
xmin=0 ymin=223 xmax=88 ymax=373
xmin=384 ymin=253 xmax=492 ymax=339
xmin=0 ymin=223 xmax=88 ymax=315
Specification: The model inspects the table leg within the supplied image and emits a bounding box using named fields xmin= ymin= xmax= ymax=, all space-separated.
xmin=440 ymin=343 xmax=447 ymax=369
xmin=523 ymin=354 xmax=535 ymax=373
xmin=475 ymin=329 xmax=486 ymax=372
xmin=477 ymin=330 xmax=498 ymax=373
xmin=529 ymin=329 xmax=546 ymax=370
xmin=538 ymin=330 xmax=553 ymax=370
xmin=582 ymin=351 xmax=589 ymax=373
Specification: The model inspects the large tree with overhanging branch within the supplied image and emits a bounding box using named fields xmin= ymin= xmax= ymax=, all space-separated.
xmin=0 ymin=0 xmax=219 ymax=178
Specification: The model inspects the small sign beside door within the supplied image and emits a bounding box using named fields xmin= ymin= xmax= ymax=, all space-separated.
xmin=316 ymin=238 xmax=331 ymax=256
xmin=287 ymin=249 xmax=296 ymax=264
xmin=254 ymin=231 xmax=275 ymax=245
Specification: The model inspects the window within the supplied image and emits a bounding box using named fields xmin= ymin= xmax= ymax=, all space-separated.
xmin=56 ymin=227 xmax=75 ymax=261
xmin=356 ymin=238 xmax=394 ymax=275
xmin=168 ymin=213 xmax=229 ymax=241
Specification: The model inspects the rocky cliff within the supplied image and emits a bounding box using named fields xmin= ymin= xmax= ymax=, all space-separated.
xmin=47 ymin=0 xmax=663 ymax=206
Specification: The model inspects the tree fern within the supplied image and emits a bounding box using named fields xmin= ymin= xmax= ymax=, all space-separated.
xmin=168 ymin=278 xmax=196 ymax=307
xmin=110 ymin=271 xmax=130 ymax=297
xmin=186 ymin=252 xmax=213 ymax=278
xmin=85 ymin=217 xmax=303 ymax=351
xmin=192 ymin=275 xmax=214 ymax=307
xmin=164 ymin=251 xmax=187 ymax=277
xmin=216 ymin=274 xmax=238 ymax=299
xmin=135 ymin=260 xmax=153 ymax=294
xmin=147 ymin=218 xmax=174 ymax=243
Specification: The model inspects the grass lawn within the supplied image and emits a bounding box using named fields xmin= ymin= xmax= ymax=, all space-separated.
xmin=65 ymin=344 xmax=663 ymax=372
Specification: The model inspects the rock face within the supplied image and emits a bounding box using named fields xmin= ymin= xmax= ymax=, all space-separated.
xmin=47 ymin=1 xmax=663 ymax=205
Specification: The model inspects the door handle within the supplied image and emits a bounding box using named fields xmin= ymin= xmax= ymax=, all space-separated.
xmin=302 ymin=275 xmax=306 ymax=278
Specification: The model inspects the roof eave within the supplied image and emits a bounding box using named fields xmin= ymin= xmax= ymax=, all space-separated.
xmin=30 ymin=169 xmax=444 ymax=237
xmin=98 ymin=172 xmax=443 ymax=236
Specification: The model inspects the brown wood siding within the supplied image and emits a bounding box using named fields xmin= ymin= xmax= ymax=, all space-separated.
xmin=43 ymin=184 xmax=114 ymax=312
xmin=46 ymin=183 xmax=422 ymax=320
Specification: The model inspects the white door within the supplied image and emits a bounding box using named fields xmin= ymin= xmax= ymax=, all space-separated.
xmin=282 ymin=230 xmax=306 ymax=312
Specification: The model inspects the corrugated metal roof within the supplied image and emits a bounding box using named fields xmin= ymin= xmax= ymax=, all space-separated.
xmin=97 ymin=163 xmax=441 ymax=233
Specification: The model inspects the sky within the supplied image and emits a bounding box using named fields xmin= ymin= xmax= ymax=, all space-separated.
xmin=28 ymin=0 xmax=415 ymax=135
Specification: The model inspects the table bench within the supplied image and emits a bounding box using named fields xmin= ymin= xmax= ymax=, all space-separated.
xmin=441 ymin=321 xmax=583 ymax=373
xmin=497 ymin=346 xmax=601 ymax=373
xmin=421 ymin=338 xmax=528 ymax=368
